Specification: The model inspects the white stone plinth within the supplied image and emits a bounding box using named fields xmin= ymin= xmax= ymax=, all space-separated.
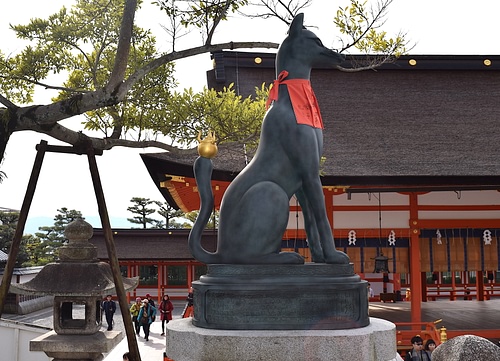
xmin=166 ymin=317 xmax=402 ymax=361
xmin=31 ymin=330 xmax=122 ymax=360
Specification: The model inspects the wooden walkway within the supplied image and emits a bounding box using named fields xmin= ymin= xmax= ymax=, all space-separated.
xmin=369 ymin=298 xmax=500 ymax=344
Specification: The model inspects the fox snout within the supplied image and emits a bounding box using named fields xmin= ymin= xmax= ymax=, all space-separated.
xmin=316 ymin=47 xmax=345 ymax=68
xmin=326 ymin=47 xmax=346 ymax=63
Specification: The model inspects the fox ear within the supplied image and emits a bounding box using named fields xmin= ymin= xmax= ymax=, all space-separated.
xmin=288 ymin=13 xmax=304 ymax=37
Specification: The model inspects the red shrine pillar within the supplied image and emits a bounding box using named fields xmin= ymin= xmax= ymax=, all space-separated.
xmin=409 ymin=193 xmax=422 ymax=325
xmin=477 ymin=270 xmax=485 ymax=301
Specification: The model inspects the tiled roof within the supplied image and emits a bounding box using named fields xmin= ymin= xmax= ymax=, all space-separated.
xmin=91 ymin=228 xmax=217 ymax=261
xmin=142 ymin=53 xmax=500 ymax=193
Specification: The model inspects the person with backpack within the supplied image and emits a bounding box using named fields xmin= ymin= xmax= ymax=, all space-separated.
xmin=137 ymin=299 xmax=156 ymax=341
xmin=159 ymin=294 xmax=174 ymax=336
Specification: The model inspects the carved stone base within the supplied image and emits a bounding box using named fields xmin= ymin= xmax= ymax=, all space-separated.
xmin=30 ymin=330 xmax=122 ymax=361
xmin=192 ymin=263 xmax=369 ymax=330
xmin=166 ymin=317 xmax=401 ymax=361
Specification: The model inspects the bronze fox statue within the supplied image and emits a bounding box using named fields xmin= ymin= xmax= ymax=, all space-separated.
xmin=189 ymin=13 xmax=349 ymax=265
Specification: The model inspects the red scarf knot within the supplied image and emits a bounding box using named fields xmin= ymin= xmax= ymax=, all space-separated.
xmin=265 ymin=70 xmax=323 ymax=129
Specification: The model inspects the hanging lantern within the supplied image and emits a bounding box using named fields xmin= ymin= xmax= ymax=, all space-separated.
xmin=373 ymin=253 xmax=390 ymax=273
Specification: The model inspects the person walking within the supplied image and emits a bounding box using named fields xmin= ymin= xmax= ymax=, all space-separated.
xmin=159 ymin=294 xmax=174 ymax=336
xmin=137 ymin=299 xmax=156 ymax=341
xmin=145 ymin=293 xmax=155 ymax=308
xmin=101 ymin=294 xmax=116 ymax=331
xmin=129 ymin=297 xmax=142 ymax=335
xmin=182 ymin=287 xmax=194 ymax=318
xmin=367 ymin=283 xmax=374 ymax=298
xmin=145 ymin=293 xmax=156 ymax=323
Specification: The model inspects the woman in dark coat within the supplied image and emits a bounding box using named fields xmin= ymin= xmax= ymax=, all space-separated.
xmin=159 ymin=294 xmax=174 ymax=336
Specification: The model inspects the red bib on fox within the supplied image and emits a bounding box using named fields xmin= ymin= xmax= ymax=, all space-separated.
xmin=266 ymin=70 xmax=323 ymax=129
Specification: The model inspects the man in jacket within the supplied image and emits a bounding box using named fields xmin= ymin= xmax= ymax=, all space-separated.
xmin=101 ymin=294 xmax=116 ymax=331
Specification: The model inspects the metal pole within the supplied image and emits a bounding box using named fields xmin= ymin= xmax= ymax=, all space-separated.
xmin=0 ymin=140 xmax=47 ymax=316
xmin=86 ymin=148 xmax=141 ymax=361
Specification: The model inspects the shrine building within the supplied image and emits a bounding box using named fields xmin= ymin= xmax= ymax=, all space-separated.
xmin=93 ymin=52 xmax=500 ymax=329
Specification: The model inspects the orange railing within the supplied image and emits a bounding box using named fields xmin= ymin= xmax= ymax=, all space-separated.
xmin=395 ymin=319 xmax=445 ymax=357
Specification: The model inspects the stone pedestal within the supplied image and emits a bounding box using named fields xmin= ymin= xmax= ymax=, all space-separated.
xmin=166 ymin=317 xmax=401 ymax=361
xmin=30 ymin=330 xmax=122 ymax=361
xmin=192 ymin=263 xmax=369 ymax=330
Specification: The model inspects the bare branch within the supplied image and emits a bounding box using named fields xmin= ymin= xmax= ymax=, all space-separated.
xmin=337 ymin=54 xmax=395 ymax=72
xmin=205 ymin=1 xmax=232 ymax=46
xmin=119 ymin=41 xmax=278 ymax=97
xmin=0 ymin=75 xmax=90 ymax=94
xmin=244 ymin=0 xmax=312 ymax=24
xmin=336 ymin=0 xmax=395 ymax=53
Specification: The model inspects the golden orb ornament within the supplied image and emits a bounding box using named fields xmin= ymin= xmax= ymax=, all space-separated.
xmin=197 ymin=130 xmax=218 ymax=158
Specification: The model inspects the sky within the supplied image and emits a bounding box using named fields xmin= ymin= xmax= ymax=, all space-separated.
xmin=1 ymin=0 xmax=500 ymax=233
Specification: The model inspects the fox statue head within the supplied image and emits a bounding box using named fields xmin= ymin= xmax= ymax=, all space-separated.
xmin=276 ymin=13 xmax=345 ymax=79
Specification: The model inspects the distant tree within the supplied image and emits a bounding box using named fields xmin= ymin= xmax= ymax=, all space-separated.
xmin=0 ymin=210 xmax=29 ymax=266
xmin=150 ymin=218 xmax=185 ymax=229
xmin=127 ymin=197 xmax=159 ymax=228
xmin=184 ymin=210 xmax=219 ymax=229
xmin=22 ymin=234 xmax=49 ymax=267
xmin=0 ymin=211 xmax=17 ymax=252
xmin=155 ymin=201 xmax=186 ymax=229
xmin=35 ymin=207 xmax=83 ymax=264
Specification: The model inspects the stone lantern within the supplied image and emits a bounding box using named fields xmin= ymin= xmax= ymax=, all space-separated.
xmin=10 ymin=217 xmax=138 ymax=360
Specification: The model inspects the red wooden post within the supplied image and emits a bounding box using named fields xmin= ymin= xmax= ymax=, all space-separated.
xmin=477 ymin=270 xmax=484 ymax=301
xmin=409 ymin=193 xmax=422 ymax=326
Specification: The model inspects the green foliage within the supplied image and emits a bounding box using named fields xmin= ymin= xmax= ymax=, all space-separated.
xmin=155 ymin=0 xmax=249 ymax=29
xmin=0 ymin=211 xmax=29 ymax=266
xmin=158 ymin=83 xmax=268 ymax=149
xmin=0 ymin=211 xmax=17 ymax=253
xmin=127 ymin=198 xmax=192 ymax=228
xmin=0 ymin=50 xmax=34 ymax=104
xmin=184 ymin=210 xmax=219 ymax=229
xmin=1 ymin=0 xmax=176 ymax=141
xmin=0 ymin=0 xmax=409 ymax=169
xmin=22 ymin=234 xmax=49 ymax=267
xmin=333 ymin=0 xmax=408 ymax=56
xmin=0 ymin=209 xmax=80 ymax=267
